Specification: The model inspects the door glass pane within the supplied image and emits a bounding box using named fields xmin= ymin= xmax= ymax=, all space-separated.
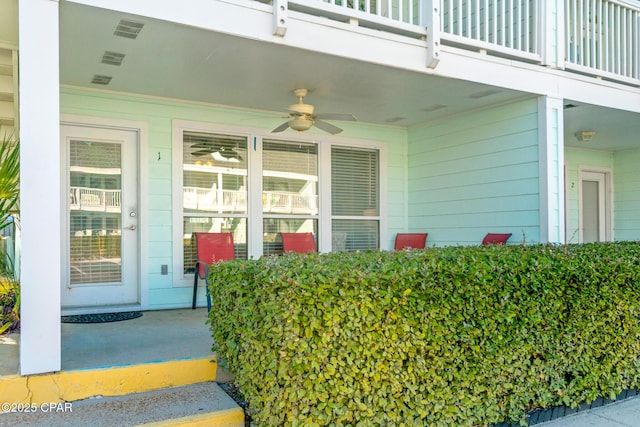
xmin=69 ymin=140 xmax=122 ymax=284
xmin=582 ymin=180 xmax=599 ymax=243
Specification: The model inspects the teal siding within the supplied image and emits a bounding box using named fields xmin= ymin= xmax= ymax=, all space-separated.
xmin=613 ymin=148 xmax=640 ymax=241
xmin=564 ymin=147 xmax=613 ymax=243
xmin=407 ymin=98 xmax=540 ymax=246
xmin=61 ymin=87 xmax=406 ymax=309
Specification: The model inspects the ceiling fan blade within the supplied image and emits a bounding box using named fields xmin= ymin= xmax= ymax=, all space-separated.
xmin=272 ymin=121 xmax=290 ymax=133
xmin=314 ymin=120 xmax=343 ymax=135
xmin=315 ymin=113 xmax=357 ymax=122
xmin=191 ymin=149 xmax=215 ymax=156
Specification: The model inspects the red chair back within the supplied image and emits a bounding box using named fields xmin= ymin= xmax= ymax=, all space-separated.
xmin=394 ymin=233 xmax=428 ymax=250
xmin=194 ymin=232 xmax=235 ymax=277
xmin=482 ymin=233 xmax=512 ymax=245
xmin=280 ymin=232 xmax=317 ymax=253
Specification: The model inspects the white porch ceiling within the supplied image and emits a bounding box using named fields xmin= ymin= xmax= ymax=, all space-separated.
xmin=59 ymin=2 xmax=640 ymax=151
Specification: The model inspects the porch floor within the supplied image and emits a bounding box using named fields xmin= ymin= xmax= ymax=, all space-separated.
xmin=0 ymin=308 xmax=218 ymax=377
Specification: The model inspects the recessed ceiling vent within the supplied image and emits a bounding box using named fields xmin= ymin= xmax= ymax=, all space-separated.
xmin=468 ymin=89 xmax=501 ymax=99
xmin=91 ymin=75 xmax=112 ymax=85
xmin=101 ymin=51 xmax=125 ymax=66
xmin=114 ymin=19 xmax=144 ymax=39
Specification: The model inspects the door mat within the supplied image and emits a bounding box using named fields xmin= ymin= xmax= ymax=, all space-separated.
xmin=61 ymin=311 xmax=143 ymax=324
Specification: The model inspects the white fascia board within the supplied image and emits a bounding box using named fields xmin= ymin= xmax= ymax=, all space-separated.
xmin=435 ymin=46 xmax=640 ymax=113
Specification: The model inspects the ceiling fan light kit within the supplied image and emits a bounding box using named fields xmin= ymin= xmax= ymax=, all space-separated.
xmin=272 ymin=88 xmax=357 ymax=135
xmin=289 ymin=116 xmax=314 ymax=132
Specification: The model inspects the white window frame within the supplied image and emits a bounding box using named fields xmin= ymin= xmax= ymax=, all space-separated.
xmin=172 ymin=120 xmax=387 ymax=286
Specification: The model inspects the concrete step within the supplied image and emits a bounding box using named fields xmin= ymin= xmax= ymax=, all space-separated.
xmin=0 ymin=356 xmax=244 ymax=426
xmin=0 ymin=381 xmax=244 ymax=426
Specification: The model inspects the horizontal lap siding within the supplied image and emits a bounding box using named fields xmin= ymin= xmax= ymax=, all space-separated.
xmin=564 ymin=147 xmax=613 ymax=243
xmin=407 ymin=98 xmax=540 ymax=246
xmin=613 ymin=148 xmax=640 ymax=241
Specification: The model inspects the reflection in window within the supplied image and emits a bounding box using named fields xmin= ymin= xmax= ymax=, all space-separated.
xmin=68 ymin=140 xmax=123 ymax=284
xmin=182 ymin=132 xmax=248 ymax=275
xmin=263 ymin=140 xmax=318 ymax=255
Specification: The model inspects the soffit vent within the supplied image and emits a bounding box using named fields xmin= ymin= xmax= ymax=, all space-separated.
xmin=101 ymin=51 xmax=126 ymax=66
xmin=114 ymin=19 xmax=144 ymax=39
xmin=91 ymin=75 xmax=112 ymax=85
xmin=468 ymin=89 xmax=501 ymax=99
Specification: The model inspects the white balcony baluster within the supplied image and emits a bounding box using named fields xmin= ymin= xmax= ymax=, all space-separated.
xmin=564 ymin=0 xmax=639 ymax=83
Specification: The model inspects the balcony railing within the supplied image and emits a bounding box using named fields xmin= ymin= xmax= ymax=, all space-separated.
xmin=183 ymin=186 xmax=318 ymax=215
xmin=440 ymin=0 xmax=540 ymax=60
xmin=564 ymin=0 xmax=639 ymax=83
xmin=69 ymin=187 xmax=121 ymax=213
xmin=278 ymin=0 xmax=639 ymax=84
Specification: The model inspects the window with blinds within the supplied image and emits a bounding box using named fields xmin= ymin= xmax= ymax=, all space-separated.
xmin=331 ymin=146 xmax=380 ymax=251
xmin=263 ymin=139 xmax=318 ymax=255
xmin=182 ymin=131 xmax=248 ymax=274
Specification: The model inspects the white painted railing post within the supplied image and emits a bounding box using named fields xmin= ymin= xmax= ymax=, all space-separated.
xmin=424 ymin=0 xmax=441 ymax=68
xmin=540 ymin=0 xmax=565 ymax=68
xmin=273 ymin=0 xmax=288 ymax=37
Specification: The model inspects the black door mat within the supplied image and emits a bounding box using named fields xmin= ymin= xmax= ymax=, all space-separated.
xmin=61 ymin=311 xmax=143 ymax=324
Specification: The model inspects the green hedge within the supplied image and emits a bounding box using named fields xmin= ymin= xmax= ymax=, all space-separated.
xmin=208 ymin=242 xmax=640 ymax=426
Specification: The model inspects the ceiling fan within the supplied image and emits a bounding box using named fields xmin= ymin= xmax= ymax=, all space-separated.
xmin=272 ymin=88 xmax=357 ymax=135
xmin=190 ymin=138 xmax=243 ymax=161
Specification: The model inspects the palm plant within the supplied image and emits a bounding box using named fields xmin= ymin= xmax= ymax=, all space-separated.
xmin=0 ymin=129 xmax=19 ymax=334
xmin=0 ymin=129 xmax=19 ymax=232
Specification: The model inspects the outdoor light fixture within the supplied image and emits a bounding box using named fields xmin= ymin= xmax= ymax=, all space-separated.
xmin=575 ymin=130 xmax=596 ymax=142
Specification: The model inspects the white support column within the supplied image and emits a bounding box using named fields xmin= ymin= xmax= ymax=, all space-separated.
xmin=538 ymin=96 xmax=565 ymax=244
xmin=18 ymin=0 xmax=61 ymax=375
xmin=540 ymin=0 xmax=565 ymax=69
xmin=424 ymin=1 xmax=441 ymax=69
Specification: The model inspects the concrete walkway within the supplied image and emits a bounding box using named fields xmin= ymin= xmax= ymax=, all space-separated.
xmin=536 ymin=394 xmax=640 ymax=426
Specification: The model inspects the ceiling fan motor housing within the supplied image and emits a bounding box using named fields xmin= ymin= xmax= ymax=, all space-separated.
xmin=288 ymin=102 xmax=314 ymax=116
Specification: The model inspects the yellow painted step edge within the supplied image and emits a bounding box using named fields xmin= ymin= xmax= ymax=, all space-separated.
xmin=0 ymin=356 xmax=217 ymax=405
xmin=136 ymin=407 xmax=245 ymax=427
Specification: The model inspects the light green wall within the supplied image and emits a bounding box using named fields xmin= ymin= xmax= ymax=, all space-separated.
xmin=60 ymin=87 xmax=406 ymax=308
xmin=613 ymin=148 xmax=640 ymax=241
xmin=407 ymin=98 xmax=540 ymax=246
xmin=564 ymin=147 xmax=613 ymax=243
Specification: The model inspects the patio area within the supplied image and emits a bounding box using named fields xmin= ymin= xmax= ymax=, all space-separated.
xmin=0 ymin=308 xmax=220 ymax=377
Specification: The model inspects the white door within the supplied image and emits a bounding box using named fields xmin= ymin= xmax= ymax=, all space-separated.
xmin=580 ymin=171 xmax=609 ymax=243
xmin=61 ymin=125 xmax=139 ymax=310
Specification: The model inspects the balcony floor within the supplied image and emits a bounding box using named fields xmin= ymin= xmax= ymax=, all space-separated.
xmin=0 ymin=308 xmax=226 ymax=378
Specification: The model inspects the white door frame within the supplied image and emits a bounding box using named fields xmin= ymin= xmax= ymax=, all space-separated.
xmin=60 ymin=115 xmax=149 ymax=313
xmin=578 ymin=167 xmax=612 ymax=243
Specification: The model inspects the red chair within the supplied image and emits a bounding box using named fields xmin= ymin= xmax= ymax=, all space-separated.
xmin=192 ymin=232 xmax=235 ymax=311
xmin=482 ymin=233 xmax=512 ymax=245
xmin=394 ymin=233 xmax=428 ymax=250
xmin=280 ymin=232 xmax=317 ymax=253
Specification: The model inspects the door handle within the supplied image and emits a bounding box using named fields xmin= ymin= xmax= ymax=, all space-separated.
xmin=125 ymin=225 xmax=137 ymax=231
